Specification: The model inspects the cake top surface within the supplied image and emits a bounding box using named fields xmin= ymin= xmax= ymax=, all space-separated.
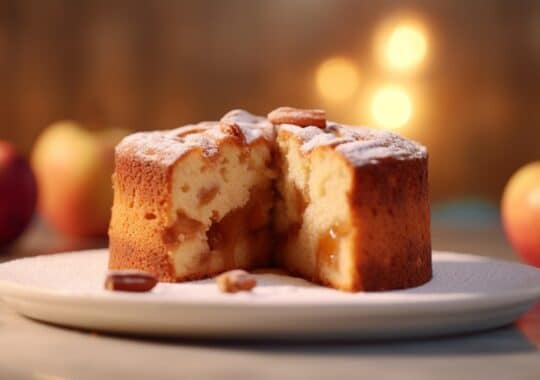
xmin=268 ymin=106 xmax=426 ymax=166
xmin=116 ymin=107 xmax=427 ymax=168
xmin=115 ymin=110 xmax=274 ymax=166
xmin=279 ymin=122 xmax=427 ymax=166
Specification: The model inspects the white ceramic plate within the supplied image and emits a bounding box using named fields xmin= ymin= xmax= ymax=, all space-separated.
xmin=1 ymin=249 xmax=540 ymax=340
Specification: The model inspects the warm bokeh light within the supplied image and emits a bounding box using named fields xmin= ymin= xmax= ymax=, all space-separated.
xmin=385 ymin=23 xmax=427 ymax=71
xmin=371 ymin=86 xmax=412 ymax=129
xmin=316 ymin=57 xmax=359 ymax=102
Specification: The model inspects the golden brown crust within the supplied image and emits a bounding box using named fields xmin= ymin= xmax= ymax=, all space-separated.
xmin=348 ymin=155 xmax=432 ymax=291
xmin=109 ymin=141 xmax=177 ymax=281
xmin=109 ymin=235 xmax=176 ymax=282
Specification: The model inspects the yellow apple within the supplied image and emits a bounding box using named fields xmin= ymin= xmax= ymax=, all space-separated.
xmin=31 ymin=121 xmax=130 ymax=237
xmin=502 ymin=162 xmax=540 ymax=267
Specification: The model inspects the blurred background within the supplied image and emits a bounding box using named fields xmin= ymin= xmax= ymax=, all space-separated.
xmin=1 ymin=0 xmax=539 ymax=201
xmin=0 ymin=0 xmax=539 ymax=258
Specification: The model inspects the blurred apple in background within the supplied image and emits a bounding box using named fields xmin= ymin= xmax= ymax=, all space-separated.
xmin=502 ymin=161 xmax=540 ymax=267
xmin=0 ymin=141 xmax=37 ymax=248
xmin=31 ymin=121 xmax=129 ymax=237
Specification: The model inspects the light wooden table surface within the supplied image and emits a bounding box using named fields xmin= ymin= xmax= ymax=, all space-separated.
xmin=1 ymin=222 xmax=539 ymax=380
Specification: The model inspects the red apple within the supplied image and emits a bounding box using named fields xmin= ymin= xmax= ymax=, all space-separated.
xmin=31 ymin=121 xmax=129 ymax=237
xmin=0 ymin=141 xmax=37 ymax=247
xmin=502 ymin=161 xmax=540 ymax=267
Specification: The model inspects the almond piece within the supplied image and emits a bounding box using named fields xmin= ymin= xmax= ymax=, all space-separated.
xmin=216 ymin=269 xmax=257 ymax=293
xmin=268 ymin=107 xmax=326 ymax=128
xmin=105 ymin=270 xmax=158 ymax=292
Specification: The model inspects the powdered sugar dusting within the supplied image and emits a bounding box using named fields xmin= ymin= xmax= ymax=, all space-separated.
xmin=221 ymin=109 xmax=275 ymax=143
xmin=117 ymin=112 xmax=427 ymax=169
xmin=116 ymin=131 xmax=194 ymax=167
xmin=335 ymin=124 xmax=427 ymax=165
xmin=279 ymin=124 xmax=324 ymax=142
xmin=302 ymin=134 xmax=356 ymax=151
xmin=116 ymin=110 xmax=273 ymax=166
xmin=281 ymin=122 xmax=427 ymax=166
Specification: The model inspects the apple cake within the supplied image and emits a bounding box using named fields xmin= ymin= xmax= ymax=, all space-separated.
xmin=109 ymin=107 xmax=431 ymax=291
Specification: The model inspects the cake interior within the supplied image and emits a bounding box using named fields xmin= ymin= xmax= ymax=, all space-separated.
xmin=166 ymin=126 xmax=359 ymax=289
xmin=166 ymin=139 xmax=274 ymax=280
xmin=274 ymin=129 xmax=357 ymax=290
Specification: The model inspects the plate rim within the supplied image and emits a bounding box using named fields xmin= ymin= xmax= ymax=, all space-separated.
xmin=1 ymin=249 xmax=540 ymax=312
